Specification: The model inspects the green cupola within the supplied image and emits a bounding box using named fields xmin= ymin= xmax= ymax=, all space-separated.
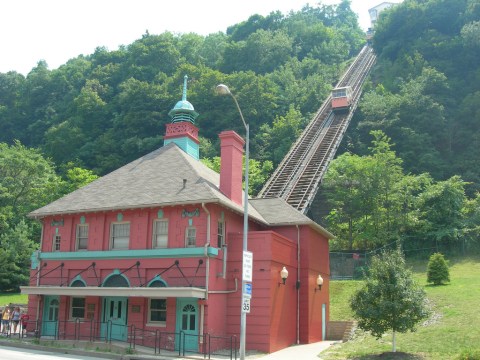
xmin=168 ymin=75 xmax=199 ymax=123
xmin=164 ymin=75 xmax=200 ymax=160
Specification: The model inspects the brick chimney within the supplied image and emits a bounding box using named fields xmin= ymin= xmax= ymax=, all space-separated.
xmin=219 ymin=130 xmax=245 ymax=205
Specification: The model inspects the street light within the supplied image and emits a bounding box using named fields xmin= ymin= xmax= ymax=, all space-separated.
xmin=216 ymin=84 xmax=249 ymax=360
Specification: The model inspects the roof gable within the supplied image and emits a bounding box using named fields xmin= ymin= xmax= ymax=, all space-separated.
xmin=29 ymin=144 xmax=236 ymax=217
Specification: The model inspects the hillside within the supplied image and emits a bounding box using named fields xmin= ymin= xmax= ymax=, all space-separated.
xmin=326 ymin=258 xmax=480 ymax=359
xmin=0 ymin=2 xmax=364 ymax=176
xmin=344 ymin=0 xmax=480 ymax=195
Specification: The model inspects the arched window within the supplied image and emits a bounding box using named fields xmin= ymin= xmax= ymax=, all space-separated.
xmin=148 ymin=279 xmax=167 ymax=288
xmin=70 ymin=279 xmax=86 ymax=287
xmin=102 ymin=274 xmax=129 ymax=287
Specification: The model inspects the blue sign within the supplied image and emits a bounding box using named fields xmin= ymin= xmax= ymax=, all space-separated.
xmin=244 ymin=283 xmax=252 ymax=297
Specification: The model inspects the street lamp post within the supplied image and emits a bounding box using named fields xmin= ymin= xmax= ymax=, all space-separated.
xmin=216 ymin=84 xmax=249 ymax=360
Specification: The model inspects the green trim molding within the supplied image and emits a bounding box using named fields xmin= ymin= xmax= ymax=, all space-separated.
xmin=38 ymin=246 xmax=219 ymax=261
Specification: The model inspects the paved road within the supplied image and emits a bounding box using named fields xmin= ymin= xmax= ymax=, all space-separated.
xmin=0 ymin=346 xmax=111 ymax=360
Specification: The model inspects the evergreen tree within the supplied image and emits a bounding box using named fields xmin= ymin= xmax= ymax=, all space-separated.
xmin=427 ymin=252 xmax=450 ymax=285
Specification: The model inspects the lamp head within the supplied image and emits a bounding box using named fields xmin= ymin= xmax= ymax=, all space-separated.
xmin=216 ymin=84 xmax=231 ymax=96
xmin=316 ymin=274 xmax=324 ymax=291
xmin=280 ymin=266 xmax=289 ymax=285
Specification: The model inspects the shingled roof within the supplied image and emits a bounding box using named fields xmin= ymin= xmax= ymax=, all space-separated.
xmin=30 ymin=144 xmax=242 ymax=216
xmin=29 ymin=143 xmax=332 ymax=237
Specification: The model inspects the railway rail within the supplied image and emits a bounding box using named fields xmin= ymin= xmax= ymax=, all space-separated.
xmin=258 ymin=46 xmax=376 ymax=214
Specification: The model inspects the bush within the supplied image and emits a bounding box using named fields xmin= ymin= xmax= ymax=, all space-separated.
xmin=427 ymin=252 xmax=450 ymax=285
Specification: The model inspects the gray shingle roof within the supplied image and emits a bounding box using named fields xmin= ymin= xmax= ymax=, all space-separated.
xmin=249 ymin=198 xmax=334 ymax=238
xmin=29 ymin=143 xmax=333 ymax=238
xmin=29 ymin=143 xmax=262 ymax=219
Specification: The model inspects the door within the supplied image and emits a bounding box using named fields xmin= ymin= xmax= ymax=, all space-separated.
xmin=322 ymin=303 xmax=326 ymax=341
xmin=176 ymin=299 xmax=198 ymax=352
xmin=42 ymin=296 xmax=59 ymax=337
xmin=102 ymin=297 xmax=128 ymax=341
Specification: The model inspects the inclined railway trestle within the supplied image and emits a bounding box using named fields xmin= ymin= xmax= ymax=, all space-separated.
xmin=258 ymin=46 xmax=376 ymax=214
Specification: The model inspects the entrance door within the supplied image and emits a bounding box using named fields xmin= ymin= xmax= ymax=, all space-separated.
xmin=176 ymin=299 xmax=198 ymax=352
xmin=42 ymin=296 xmax=59 ymax=337
xmin=102 ymin=297 xmax=128 ymax=341
xmin=322 ymin=303 xmax=326 ymax=341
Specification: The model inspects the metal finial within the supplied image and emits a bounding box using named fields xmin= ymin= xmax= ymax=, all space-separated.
xmin=182 ymin=75 xmax=188 ymax=101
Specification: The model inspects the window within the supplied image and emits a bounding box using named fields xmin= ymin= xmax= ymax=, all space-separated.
xmin=217 ymin=220 xmax=225 ymax=247
xmin=149 ymin=299 xmax=167 ymax=324
xmin=53 ymin=235 xmax=61 ymax=251
xmin=153 ymin=220 xmax=168 ymax=248
xmin=185 ymin=227 xmax=196 ymax=247
xmin=111 ymin=222 xmax=130 ymax=249
xmin=70 ymin=297 xmax=85 ymax=319
xmin=76 ymin=224 xmax=88 ymax=250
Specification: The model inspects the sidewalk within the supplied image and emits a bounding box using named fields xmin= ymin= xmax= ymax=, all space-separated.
xmin=0 ymin=337 xmax=338 ymax=360
xmin=246 ymin=341 xmax=337 ymax=360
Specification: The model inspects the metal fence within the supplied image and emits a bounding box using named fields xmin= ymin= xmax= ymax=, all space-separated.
xmin=329 ymin=239 xmax=473 ymax=280
xmin=329 ymin=251 xmax=368 ymax=280
xmin=18 ymin=318 xmax=238 ymax=359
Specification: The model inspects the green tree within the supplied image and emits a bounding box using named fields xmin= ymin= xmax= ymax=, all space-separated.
xmin=427 ymin=252 xmax=450 ymax=285
xmin=201 ymin=156 xmax=272 ymax=196
xmin=351 ymin=249 xmax=430 ymax=352
xmin=58 ymin=163 xmax=99 ymax=195
xmin=463 ymin=192 xmax=480 ymax=252
xmin=254 ymin=106 xmax=306 ymax=164
xmin=0 ymin=141 xmax=62 ymax=220
xmin=416 ymin=176 xmax=467 ymax=252
xmin=0 ymin=220 xmax=38 ymax=291
xmin=323 ymin=131 xmax=424 ymax=250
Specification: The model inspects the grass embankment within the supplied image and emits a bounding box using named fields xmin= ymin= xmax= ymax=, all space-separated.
xmin=324 ymin=258 xmax=480 ymax=360
xmin=0 ymin=293 xmax=27 ymax=306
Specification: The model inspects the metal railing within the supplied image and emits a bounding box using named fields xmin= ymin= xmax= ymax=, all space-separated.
xmin=27 ymin=319 xmax=238 ymax=359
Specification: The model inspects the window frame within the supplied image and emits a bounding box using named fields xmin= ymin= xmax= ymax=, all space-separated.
xmin=76 ymin=224 xmax=89 ymax=251
xmin=110 ymin=222 xmax=130 ymax=250
xmin=147 ymin=298 xmax=167 ymax=327
xmin=152 ymin=219 xmax=169 ymax=249
xmin=185 ymin=227 xmax=196 ymax=248
xmin=70 ymin=297 xmax=86 ymax=319
xmin=217 ymin=219 xmax=225 ymax=248
xmin=53 ymin=235 xmax=61 ymax=252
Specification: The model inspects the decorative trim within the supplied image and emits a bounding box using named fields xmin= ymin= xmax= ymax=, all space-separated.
xmin=51 ymin=219 xmax=64 ymax=227
xmin=157 ymin=210 xmax=164 ymax=219
xmin=80 ymin=216 xmax=86 ymax=224
xmin=147 ymin=276 xmax=168 ymax=287
xmin=102 ymin=271 xmax=130 ymax=287
xmin=70 ymin=276 xmax=87 ymax=287
xmin=117 ymin=213 xmax=123 ymax=222
xmin=38 ymin=247 xmax=219 ymax=261
xmin=20 ymin=286 xmax=207 ymax=298
xmin=182 ymin=208 xmax=199 ymax=218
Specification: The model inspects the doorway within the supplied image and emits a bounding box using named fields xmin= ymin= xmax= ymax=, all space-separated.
xmin=102 ymin=297 xmax=128 ymax=341
xmin=42 ymin=296 xmax=59 ymax=337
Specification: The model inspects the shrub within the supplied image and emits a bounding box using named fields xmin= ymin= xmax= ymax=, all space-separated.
xmin=427 ymin=252 xmax=450 ymax=285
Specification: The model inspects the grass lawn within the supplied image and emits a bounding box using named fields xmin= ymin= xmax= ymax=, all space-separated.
xmin=323 ymin=257 xmax=480 ymax=360
xmin=0 ymin=293 xmax=28 ymax=306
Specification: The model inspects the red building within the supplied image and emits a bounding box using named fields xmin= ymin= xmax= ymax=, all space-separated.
xmin=21 ymin=76 xmax=333 ymax=354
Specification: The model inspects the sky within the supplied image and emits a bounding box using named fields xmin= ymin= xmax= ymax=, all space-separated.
xmin=0 ymin=0 xmax=401 ymax=75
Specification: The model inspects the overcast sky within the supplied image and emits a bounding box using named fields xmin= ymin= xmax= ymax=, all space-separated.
xmin=0 ymin=0 xmax=401 ymax=75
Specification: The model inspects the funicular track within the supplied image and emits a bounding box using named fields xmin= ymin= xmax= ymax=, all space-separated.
xmin=258 ymin=46 xmax=376 ymax=213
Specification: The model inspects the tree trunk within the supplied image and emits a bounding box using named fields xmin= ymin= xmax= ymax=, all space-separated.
xmin=392 ymin=330 xmax=396 ymax=352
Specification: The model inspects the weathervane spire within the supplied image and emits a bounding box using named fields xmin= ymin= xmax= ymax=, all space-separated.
xmin=182 ymin=75 xmax=188 ymax=102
